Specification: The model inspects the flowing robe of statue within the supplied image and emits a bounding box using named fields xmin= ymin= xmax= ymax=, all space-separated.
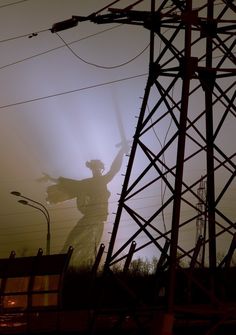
xmin=45 ymin=148 xmax=125 ymax=267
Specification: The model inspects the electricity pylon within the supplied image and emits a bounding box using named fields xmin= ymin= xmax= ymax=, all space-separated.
xmin=52 ymin=0 xmax=236 ymax=316
xmin=87 ymin=0 xmax=236 ymax=311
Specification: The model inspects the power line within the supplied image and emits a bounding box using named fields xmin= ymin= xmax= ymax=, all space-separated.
xmin=0 ymin=29 xmax=49 ymax=44
xmin=0 ymin=24 xmax=122 ymax=45
xmin=0 ymin=4 xmax=233 ymax=71
xmin=55 ymin=31 xmax=149 ymax=69
xmin=0 ymin=73 xmax=147 ymax=110
xmin=0 ymin=0 xmax=30 ymax=9
xmin=0 ymin=25 xmax=123 ymax=70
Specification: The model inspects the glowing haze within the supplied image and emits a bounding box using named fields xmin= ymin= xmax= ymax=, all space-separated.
xmin=0 ymin=1 xmax=234 ymax=266
xmin=0 ymin=0 xmax=150 ymax=261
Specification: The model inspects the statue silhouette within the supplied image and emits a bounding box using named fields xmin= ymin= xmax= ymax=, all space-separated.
xmin=42 ymin=146 xmax=127 ymax=267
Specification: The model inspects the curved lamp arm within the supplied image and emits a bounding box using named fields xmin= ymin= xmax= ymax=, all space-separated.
xmin=18 ymin=200 xmax=51 ymax=256
xmin=11 ymin=191 xmax=51 ymax=255
xmin=11 ymin=191 xmax=50 ymax=223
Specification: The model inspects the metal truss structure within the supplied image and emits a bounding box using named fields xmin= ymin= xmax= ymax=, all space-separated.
xmin=88 ymin=0 xmax=236 ymax=310
xmin=195 ymin=178 xmax=207 ymax=266
xmin=53 ymin=0 xmax=236 ymax=331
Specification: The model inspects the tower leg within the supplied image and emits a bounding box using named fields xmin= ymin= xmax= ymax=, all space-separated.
xmin=151 ymin=312 xmax=174 ymax=335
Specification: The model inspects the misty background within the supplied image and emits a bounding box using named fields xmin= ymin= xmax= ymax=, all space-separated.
xmin=0 ymin=0 xmax=234 ymax=265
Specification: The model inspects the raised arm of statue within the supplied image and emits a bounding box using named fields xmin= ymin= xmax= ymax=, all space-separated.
xmin=104 ymin=144 xmax=128 ymax=183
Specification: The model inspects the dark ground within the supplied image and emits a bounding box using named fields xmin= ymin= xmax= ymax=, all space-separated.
xmin=59 ymin=267 xmax=236 ymax=334
xmin=0 ymin=267 xmax=236 ymax=334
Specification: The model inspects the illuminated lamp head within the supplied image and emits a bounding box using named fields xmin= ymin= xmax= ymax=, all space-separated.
xmin=86 ymin=160 xmax=105 ymax=176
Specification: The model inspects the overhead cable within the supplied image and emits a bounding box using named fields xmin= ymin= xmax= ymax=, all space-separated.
xmin=0 ymin=73 xmax=147 ymax=110
xmin=0 ymin=0 xmax=30 ymax=9
xmin=56 ymin=31 xmax=149 ymax=69
xmin=0 ymin=25 xmax=122 ymax=70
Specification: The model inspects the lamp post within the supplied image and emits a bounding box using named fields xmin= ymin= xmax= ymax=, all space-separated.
xmin=11 ymin=191 xmax=51 ymax=255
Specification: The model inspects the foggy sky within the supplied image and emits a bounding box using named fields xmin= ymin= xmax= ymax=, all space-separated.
xmin=0 ymin=1 xmax=235 ymax=266
xmin=0 ymin=0 xmax=150 ymax=258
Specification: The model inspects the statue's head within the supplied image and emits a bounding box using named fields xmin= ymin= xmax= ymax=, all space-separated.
xmin=86 ymin=160 xmax=105 ymax=175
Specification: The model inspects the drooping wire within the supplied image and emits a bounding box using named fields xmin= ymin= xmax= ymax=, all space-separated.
xmin=0 ymin=25 xmax=124 ymax=70
xmin=55 ymin=31 xmax=149 ymax=69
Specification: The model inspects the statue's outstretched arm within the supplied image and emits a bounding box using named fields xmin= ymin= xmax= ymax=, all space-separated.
xmin=37 ymin=173 xmax=58 ymax=183
xmin=105 ymin=145 xmax=128 ymax=182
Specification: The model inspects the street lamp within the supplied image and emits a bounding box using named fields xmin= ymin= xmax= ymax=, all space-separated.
xmin=11 ymin=191 xmax=51 ymax=255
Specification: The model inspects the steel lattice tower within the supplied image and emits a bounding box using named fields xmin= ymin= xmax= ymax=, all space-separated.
xmin=51 ymin=0 xmax=236 ymax=330
xmin=86 ymin=0 xmax=236 ymax=311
